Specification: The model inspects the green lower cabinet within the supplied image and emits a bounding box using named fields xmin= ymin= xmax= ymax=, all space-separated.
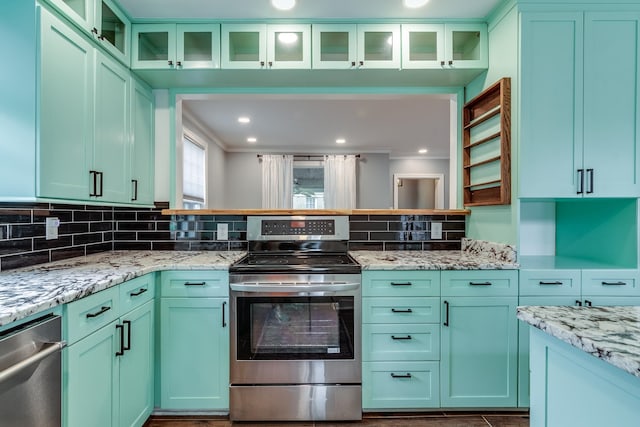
xmin=160 ymin=297 xmax=229 ymax=410
xmin=363 ymin=361 xmax=440 ymax=409
xmin=440 ymin=296 xmax=518 ymax=408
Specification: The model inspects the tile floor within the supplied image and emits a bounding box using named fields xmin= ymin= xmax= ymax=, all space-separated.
xmin=144 ymin=412 xmax=529 ymax=427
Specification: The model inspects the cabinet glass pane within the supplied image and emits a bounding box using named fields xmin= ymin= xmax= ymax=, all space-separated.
xmin=274 ymin=31 xmax=303 ymax=62
xmin=183 ymin=32 xmax=212 ymax=61
xmin=364 ymin=32 xmax=393 ymax=61
xmin=409 ymin=31 xmax=438 ymax=61
xmin=452 ymin=30 xmax=481 ymax=61
xmin=61 ymin=0 xmax=86 ymax=19
xmin=101 ymin=2 xmax=126 ymax=54
xmin=228 ymin=32 xmax=260 ymax=61
xmin=138 ymin=32 xmax=169 ymax=61
xmin=320 ymin=32 xmax=349 ymax=61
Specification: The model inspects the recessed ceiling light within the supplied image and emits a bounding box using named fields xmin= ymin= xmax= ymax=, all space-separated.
xmin=238 ymin=117 xmax=250 ymax=124
xmin=247 ymin=137 xmax=257 ymax=143
xmin=404 ymin=0 xmax=430 ymax=9
xmin=418 ymin=148 xmax=428 ymax=154
xmin=271 ymin=0 xmax=295 ymax=11
xmin=336 ymin=138 xmax=346 ymax=144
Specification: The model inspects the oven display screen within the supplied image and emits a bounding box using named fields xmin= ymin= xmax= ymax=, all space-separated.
xmin=290 ymin=221 xmax=305 ymax=228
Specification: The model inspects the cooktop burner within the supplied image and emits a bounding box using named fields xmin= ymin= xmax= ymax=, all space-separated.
xmin=230 ymin=253 xmax=361 ymax=274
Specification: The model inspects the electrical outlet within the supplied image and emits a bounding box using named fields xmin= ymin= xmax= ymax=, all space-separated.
xmin=45 ymin=217 xmax=60 ymax=240
xmin=431 ymin=222 xmax=443 ymax=240
xmin=217 ymin=223 xmax=229 ymax=240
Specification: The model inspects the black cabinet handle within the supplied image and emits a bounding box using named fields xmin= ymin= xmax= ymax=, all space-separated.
xmin=391 ymin=308 xmax=412 ymax=313
xmin=268 ymin=61 xmax=273 ymax=67
xmin=469 ymin=282 xmax=492 ymax=286
xmin=92 ymin=27 xmax=99 ymax=35
xmin=184 ymin=282 xmax=206 ymax=286
xmin=390 ymin=373 xmax=412 ymax=379
xmin=123 ymin=320 xmax=131 ymax=351
xmin=130 ymin=288 xmax=147 ymax=297
xmin=440 ymin=60 xmax=445 ymax=66
xmin=586 ymin=168 xmax=594 ymax=194
xmin=89 ymin=170 xmax=98 ymax=196
xmin=584 ymin=300 xmax=593 ymax=307
xmin=86 ymin=306 xmax=111 ymax=318
xmin=96 ymin=171 xmax=103 ymax=197
xmin=390 ymin=282 xmax=412 ymax=286
xmin=577 ymin=169 xmax=584 ymax=194
xmin=260 ymin=61 xmax=265 ymax=66
xmin=115 ymin=323 xmax=125 ymax=356
xmin=391 ymin=335 xmax=412 ymax=340
xmin=351 ymin=61 xmax=356 ymax=67
xmin=131 ymin=179 xmax=138 ymax=201
xmin=539 ymin=281 xmax=563 ymax=285
xmin=168 ymin=60 xmax=173 ymax=66
xmin=176 ymin=61 xmax=182 ymax=67
xmin=444 ymin=300 xmax=449 ymax=326
xmin=448 ymin=60 xmax=453 ymax=65
xmin=602 ymin=281 xmax=626 ymax=286
xmin=359 ymin=60 xmax=364 ymax=66
xmin=222 ymin=301 xmax=227 ymax=328
xmin=575 ymin=300 xmax=583 ymax=306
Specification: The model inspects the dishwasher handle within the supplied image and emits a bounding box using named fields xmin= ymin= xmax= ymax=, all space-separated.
xmin=230 ymin=282 xmax=360 ymax=293
xmin=0 ymin=340 xmax=66 ymax=384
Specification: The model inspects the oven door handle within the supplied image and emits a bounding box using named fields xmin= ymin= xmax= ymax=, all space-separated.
xmin=229 ymin=282 xmax=360 ymax=293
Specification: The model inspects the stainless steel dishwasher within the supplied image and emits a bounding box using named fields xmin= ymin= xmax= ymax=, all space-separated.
xmin=0 ymin=314 xmax=66 ymax=427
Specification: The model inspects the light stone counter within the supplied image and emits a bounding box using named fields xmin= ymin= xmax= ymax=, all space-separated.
xmin=350 ymin=250 xmax=518 ymax=270
xmin=517 ymin=305 xmax=640 ymax=378
xmin=0 ymin=251 xmax=245 ymax=327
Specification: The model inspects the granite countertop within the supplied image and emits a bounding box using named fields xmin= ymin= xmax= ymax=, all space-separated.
xmin=350 ymin=250 xmax=519 ymax=270
xmin=517 ymin=306 xmax=640 ymax=378
xmin=0 ymin=250 xmax=245 ymax=327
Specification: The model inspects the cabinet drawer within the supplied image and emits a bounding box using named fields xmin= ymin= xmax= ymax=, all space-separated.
xmin=581 ymin=270 xmax=640 ymax=296
xmin=120 ymin=274 xmax=155 ymax=315
xmin=363 ymin=297 xmax=440 ymax=324
xmin=65 ymin=286 xmax=119 ymax=345
xmin=519 ymin=269 xmax=581 ymax=296
xmin=362 ymin=271 xmax=440 ymax=297
xmin=362 ymin=361 xmax=440 ymax=409
xmin=160 ymin=271 xmax=228 ymax=297
xmin=441 ymin=270 xmax=518 ymax=296
xmin=363 ymin=324 xmax=440 ymax=361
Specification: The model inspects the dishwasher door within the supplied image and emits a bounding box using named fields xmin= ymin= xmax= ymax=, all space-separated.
xmin=0 ymin=315 xmax=65 ymax=427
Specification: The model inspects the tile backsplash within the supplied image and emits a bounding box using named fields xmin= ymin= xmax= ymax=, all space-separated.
xmin=0 ymin=202 xmax=466 ymax=272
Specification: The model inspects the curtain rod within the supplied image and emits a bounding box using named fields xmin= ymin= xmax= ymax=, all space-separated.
xmin=256 ymin=154 xmax=361 ymax=159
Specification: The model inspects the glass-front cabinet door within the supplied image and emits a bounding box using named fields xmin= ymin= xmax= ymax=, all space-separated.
xmin=47 ymin=0 xmax=95 ymax=33
xmin=445 ymin=23 xmax=488 ymax=68
xmin=357 ymin=24 xmax=401 ymax=69
xmin=221 ymin=24 xmax=267 ymax=69
xmin=95 ymin=0 xmax=130 ymax=66
xmin=401 ymin=24 xmax=444 ymax=69
xmin=312 ymin=24 xmax=357 ymax=69
xmin=267 ymin=24 xmax=311 ymax=69
xmin=177 ymin=24 xmax=221 ymax=69
xmin=132 ymin=24 xmax=176 ymax=69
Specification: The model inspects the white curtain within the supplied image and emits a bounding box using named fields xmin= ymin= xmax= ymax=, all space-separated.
xmin=261 ymin=154 xmax=294 ymax=209
xmin=324 ymin=155 xmax=357 ymax=209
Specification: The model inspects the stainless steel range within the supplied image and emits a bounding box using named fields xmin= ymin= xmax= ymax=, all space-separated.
xmin=229 ymin=215 xmax=362 ymax=422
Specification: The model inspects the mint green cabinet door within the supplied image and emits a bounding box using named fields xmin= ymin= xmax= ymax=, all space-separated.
xmin=160 ymin=297 xmax=229 ymax=410
xmin=94 ymin=52 xmax=130 ymax=203
xmin=221 ymin=24 xmax=267 ymax=69
xmin=440 ymin=296 xmax=518 ymax=407
xmin=363 ymin=361 xmax=440 ymax=409
xmin=519 ymin=13 xmax=583 ymax=198
xmin=119 ymin=300 xmax=154 ymax=427
xmin=312 ymin=24 xmax=357 ymax=69
xmin=95 ymin=0 xmax=130 ymax=67
xmin=38 ymin=7 xmax=94 ymax=200
xmin=65 ymin=322 xmax=119 ymax=427
xmin=583 ymin=13 xmax=640 ymax=197
xmin=177 ymin=23 xmax=221 ymax=69
xmin=132 ymin=24 xmax=176 ymax=69
xmin=130 ymin=80 xmax=154 ymax=205
xmin=47 ymin=0 xmax=95 ymax=34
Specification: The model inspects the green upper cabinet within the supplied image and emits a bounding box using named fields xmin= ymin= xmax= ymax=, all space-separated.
xmin=45 ymin=0 xmax=130 ymax=66
xmin=401 ymin=23 xmax=487 ymax=69
xmin=130 ymin=80 xmax=155 ymax=205
xmin=131 ymin=23 xmax=221 ymax=70
xmin=221 ymin=23 xmax=310 ymax=69
xmin=357 ymin=24 xmax=401 ymax=69
xmin=520 ymin=12 xmax=640 ymax=198
xmin=311 ymin=24 xmax=357 ymax=69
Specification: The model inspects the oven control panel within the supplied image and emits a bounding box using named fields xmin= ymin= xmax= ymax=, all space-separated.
xmin=248 ymin=216 xmax=349 ymax=240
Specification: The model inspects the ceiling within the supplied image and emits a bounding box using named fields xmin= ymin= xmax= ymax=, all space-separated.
xmin=118 ymin=0 xmax=501 ymax=158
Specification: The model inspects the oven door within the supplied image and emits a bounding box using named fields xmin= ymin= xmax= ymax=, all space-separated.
xmin=230 ymin=283 xmax=361 ymax=385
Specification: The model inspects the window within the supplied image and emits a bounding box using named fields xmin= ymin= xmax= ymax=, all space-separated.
xmin=183 ymin=135 xmax=206 ymax=209
xmin=293 ymin=160 xmax=324 ymax=209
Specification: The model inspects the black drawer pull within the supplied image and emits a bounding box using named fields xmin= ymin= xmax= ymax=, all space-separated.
xmin=391 ymin=335 xmax=412 ymax=340
xmin=130 ymin=288 xmax=148 ymax=297
xmin=390 ymin=282 xmax=412 ymax=286
xmin=184 ymin=282 xmax=206 ymax=286
xmin=443 ymin=300 xmax=449 ymax=326
xmin=86 ymin=306 xmax=111 ymax=318
xmin=469 ymin=282 xmax=492 ymax=286
xmin=602 ymin=281 xmax=627 ymax=286
xmin=539 ymin=281 xmax=563 ymax=285
xmin=115 ymin=323 xmax=125 ymax=356
xmin=584 ymin=300 xmax=593 ymax=307
xmin=575 ymin=300 xmax=583 ymax=306
xmin=391 ymin=308 xmax=413 ymax=313
xmin=390 ymin=373 xmax=412 ymax=379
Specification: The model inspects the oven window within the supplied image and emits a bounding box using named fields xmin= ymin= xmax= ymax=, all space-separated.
xmin=236 ymin=296 xmax=355 ymax=360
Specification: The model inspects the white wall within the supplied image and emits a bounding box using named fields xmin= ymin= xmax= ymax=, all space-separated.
xmin=224 ymin=153 xmax=262 ymax=208
xmin=390 ymin=158 xmax=450 ymax=209
xmin=153 ymin=90 xmax=171 ymax=203
xmin=357 ymin=154 xmax=391 ymax=208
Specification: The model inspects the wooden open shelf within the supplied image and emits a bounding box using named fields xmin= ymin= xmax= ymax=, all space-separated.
xmin=462 ymin=77 xmax=511 ymax=207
